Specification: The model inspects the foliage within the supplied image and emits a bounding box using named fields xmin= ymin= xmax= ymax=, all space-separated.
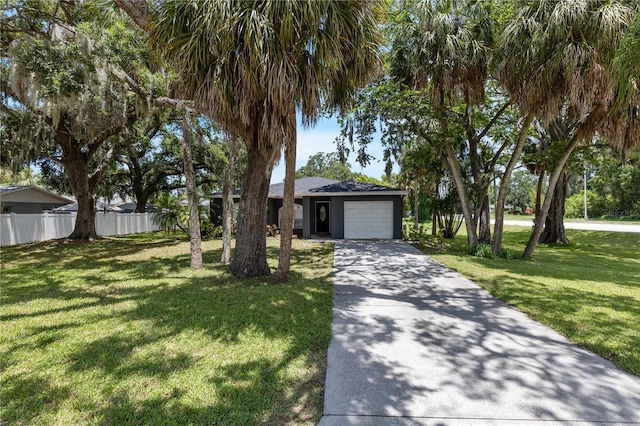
xmin=565 ymin=190 xmax=613 ymax=219
xmin=433 ymin=187 xmax=464 ymax=239
xmin=469 ymin=243 xmax=494 ymax=258
xmin=295 ymin=152 xmax=355 ymax=181
xmin=133 ymin=0 xmax=385 ymax=278
xmin=495 ymin=0 xmax=639 ymax=259
xmin=1 ymin=234 xmax=334 ymax=424
xmin=402 ymin=220 xmax=449 ymax=252
xmin=402 ymin=220 xmax=431 ymax=242
xmin=429 ymin=227 xmax=640 ymax=376
xmin=151 ymin=193 xmax=212 ymax=237
xmin=266 ymin=223 xmax=279 ymax=238
xmin=614 ymin=10 xmax=640 ymax=105
xmin=0 ymin=1 xmax=171 ymax=239
xmin=116 ymin=113 xmax=233 ymax=212
xmin=0 ymin=166 xmax=43 ymax=187
xmin=505 ymin=169 xmax=537 ymax=214
xmin=469 ymin=243 xmax=516 ymax=260
xmin=590 ymin=153 xmax=640 ymax=216
xmin=339 ymin=0 xmax=528 ymax=251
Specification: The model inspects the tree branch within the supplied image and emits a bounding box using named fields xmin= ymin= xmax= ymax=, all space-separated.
xmin=89 ymin=142 xmax=121 ymax=190
xmin=475 ymin=100 xmax=511 ymax=143
xmin=111 ymin=0 xmax=153 ymax=33
xmin=114 ymin=68 xmax=195 ymax=111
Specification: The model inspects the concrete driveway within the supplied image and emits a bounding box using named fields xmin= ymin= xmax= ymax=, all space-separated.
xmin=318 ymin=240 xmax=640 ymax=425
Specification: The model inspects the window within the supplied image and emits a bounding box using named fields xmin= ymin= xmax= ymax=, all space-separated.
xmin=278 ymin=203 xmax=303 ymax=229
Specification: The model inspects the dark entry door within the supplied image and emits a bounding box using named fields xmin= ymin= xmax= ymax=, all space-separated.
xmin=315 ymin=202 xmax=330 ymax=233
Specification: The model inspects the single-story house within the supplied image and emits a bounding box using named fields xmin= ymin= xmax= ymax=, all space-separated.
xmin=211 ymin=177 xmax=408 ymax=239
xmin=52 ymin=200 xmax=124 ymax=213
xmin=0 ymin=186 xmax=73 ymax=214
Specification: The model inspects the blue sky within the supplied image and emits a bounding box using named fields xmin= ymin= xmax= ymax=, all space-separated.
xmin=270 ymin=116 xmax=395 ymax=184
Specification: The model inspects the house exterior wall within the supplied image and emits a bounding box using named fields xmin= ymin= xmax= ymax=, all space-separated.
xmin=1 ymin=202 xmax=70 ymax=214
xmin=302 ymin=195 xmax=403 ymax=239
xmin=267 ymin=199 xmax=281 ymax=226
xmin=211 ymin=197 xmax=303 ymax=235
xmin=210 ymin=198 xmax=224 ymax=225
xmin=302 ymin=196 xmax=332 ymax=238
xmin=302 ymin=195 xmax=402 ymax=239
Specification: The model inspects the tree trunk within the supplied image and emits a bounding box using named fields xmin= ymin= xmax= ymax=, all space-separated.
xmin=64 ymin=151 xmax=98 ymax=240
xmin=413 ymin=180 xmax=419 ymax=225
xmin=444 ymin=142 xmax=478 ymax=248
xmin=221 ymin=137 xmax=240 ymax=264
xmin=477 ymin=188 xmax=491 ymax=244
xmin=539 ymin=171 xmax=569 ymax=244
xmin=492 ymin=113 xmax=534 ymax=255
xmin=229 ymin=143 xmax=275 ymax=278
xmin=69 ymin=186 xmax=98 ymax=240
xmin=276 ymin=119 xmax=297 ymax=282
xmin=182 ymin=109 xmax=203 ymax=270
xmin=135 ymin=195 xmax=149 ymax=213
xmin=523 ymin=135 xmax=581 ymax=259
xmin=535 ymin=169 xmax=546 ymax=220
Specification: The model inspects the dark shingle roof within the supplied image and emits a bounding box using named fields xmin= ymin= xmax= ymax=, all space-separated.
xmin=309 ymin=179 xmax=405 ymax=193
xmin=0 ymin=185 xmax=73 ymax=203
xmin=268 ymin=177 xmax=338 ymax=197
xmin=211 ymin=177 xmax=338 ymax=198
xmin=210 ymin=177 xmax=406 ymax=198
xmin=0 ymin=186 xmax=28 ymax=195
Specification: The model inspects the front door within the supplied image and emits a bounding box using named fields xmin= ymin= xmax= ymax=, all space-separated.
xmin=315 ymin=201 xmax=330 ymax=234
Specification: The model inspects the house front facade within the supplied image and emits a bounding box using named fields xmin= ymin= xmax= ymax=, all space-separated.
xmin=0 ymin=186 xmax=73 ymax=214
xmin=211 ymin=177 xmax=407 ymax=239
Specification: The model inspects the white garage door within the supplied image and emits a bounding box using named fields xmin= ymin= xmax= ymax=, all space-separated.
xmin=344 ymin=201 xmax=394 ymax=239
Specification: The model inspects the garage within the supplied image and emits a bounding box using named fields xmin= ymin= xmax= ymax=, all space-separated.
xmin=344 ymin=200 xmax=394 ymax=239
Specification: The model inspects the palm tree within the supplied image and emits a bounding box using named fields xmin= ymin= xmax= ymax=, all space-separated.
xmin=495 ymin=0 xmax=638 ymax=259
xmin=388 ymin=0 xmax=526 ymax=253
xmin=115 ymin=0 xmax=384 ymax=279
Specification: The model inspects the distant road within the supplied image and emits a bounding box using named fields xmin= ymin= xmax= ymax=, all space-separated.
xmin=500 ymin=219 xmax=640 ymax=233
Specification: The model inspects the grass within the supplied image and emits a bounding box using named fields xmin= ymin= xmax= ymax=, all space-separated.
xmin=500 ymin=212 xmax=640 ymax=224
xmin=1 ymin=234 xmax=334 ymax=425
xmin=416 ymin=226 xmax=640 ymax=376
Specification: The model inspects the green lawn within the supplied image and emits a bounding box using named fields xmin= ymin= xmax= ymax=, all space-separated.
xmin=1 ymin=234 xmax=334 ymax=425
xmin=499 ymin=213 xmax=640 ymax=224
xmin=420 ymin=227 xmax=640 ymax=376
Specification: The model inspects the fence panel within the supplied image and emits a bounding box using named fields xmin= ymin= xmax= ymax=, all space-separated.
xmin=1 ymin=213 xmax=160 ymax=246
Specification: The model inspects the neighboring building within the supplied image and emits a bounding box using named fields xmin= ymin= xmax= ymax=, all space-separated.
xmin=0 ymin=186 xmax=73 ymax=214
xmin=52 ymin=200 xmax=124 ymax=213
xmin=210 ymin=177 xmax=407 ymax=239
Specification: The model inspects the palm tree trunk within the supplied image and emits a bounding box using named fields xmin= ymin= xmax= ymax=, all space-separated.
xmin=229 ymin=141 xmax=275 ymax=278
xmin=181 ymin=109 xmax=203 ymax=270
xmin=492 ymin=113 xmax=534 ymax=255
xmin=444 ymin=142 xmax=478 ymax=248
xmin=276 ymin=117 xmax=296 ymax=282
xmin=523 ymin=135 xmax=581 ymax=259
xmin=539 ymin=171 xmax=569 ymax=244
xmin=221 ymin=136 xmax=240 ymax=264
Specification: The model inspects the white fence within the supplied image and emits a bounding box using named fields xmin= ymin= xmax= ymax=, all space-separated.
xmin=0 ymin=212 xmax=161 ymax=247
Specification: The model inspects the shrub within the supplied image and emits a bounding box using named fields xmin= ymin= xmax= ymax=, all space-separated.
xmin=565 ymin=190 xmax=612 ymax=218
xmin=470 ymin=243 xmax=494 ymax=258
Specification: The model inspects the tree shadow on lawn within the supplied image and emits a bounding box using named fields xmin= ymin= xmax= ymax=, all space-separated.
xmin=437 ymin=229 xmax=640 ymax=289
xmin=1 ymin=239 xmax=333 ymax=425
xmin=62 ymin=269 xmax=332 ymax=424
